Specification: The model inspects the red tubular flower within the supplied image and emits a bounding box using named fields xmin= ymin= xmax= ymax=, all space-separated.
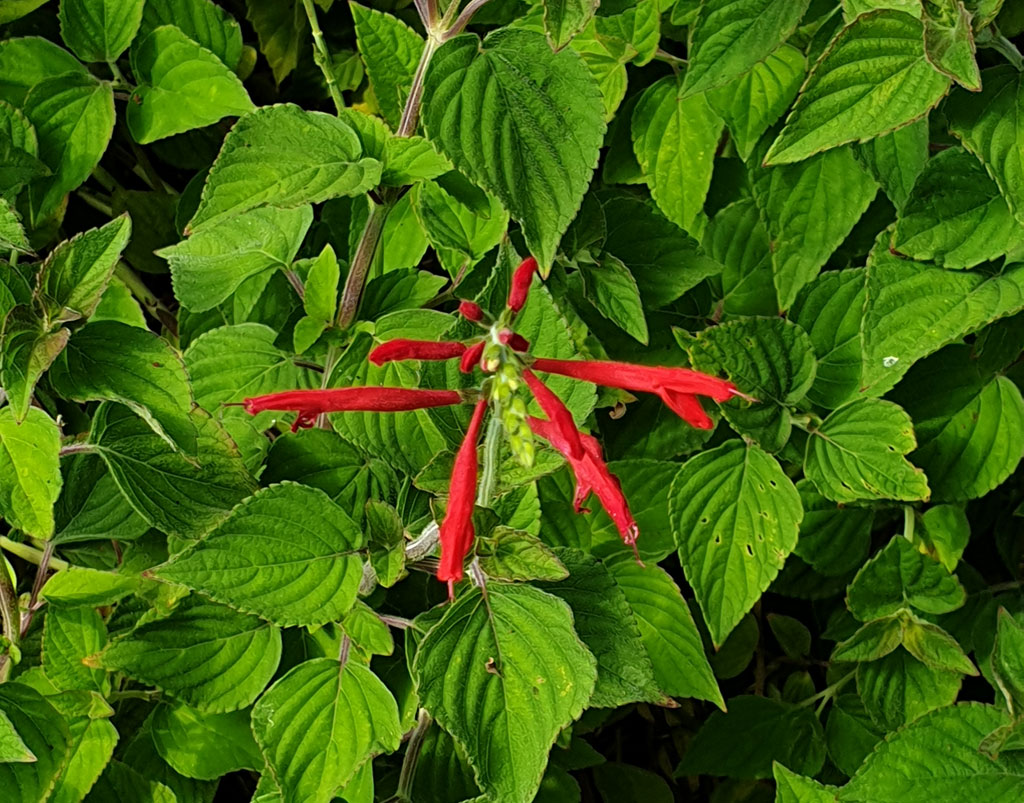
xmin=459 ymin=300 xmax=484 ymax=322
xmin=437 ymin=400 xmax=489 ymax=594
xmin=368 ymin=339 xmax=466 ymax=366
xmin=507 ymin=256 xmax=538 ymax=313
xmin=459 ymin=340 xmax=485 ymax=373
xmin=243 ymin=388 xmax=464 ymax=431
xmin=523 ymin=370 xmax=583 ymax=459
xmin=498 ymin=330 xmax=530 ymax=352
xmin=528 ymin=416 xmax=639 ymax=548
xmin=530 ymin=358 xmax=740 ymax=430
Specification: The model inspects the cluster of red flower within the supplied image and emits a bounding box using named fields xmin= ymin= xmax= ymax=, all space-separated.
xmin=242 ymin=257 xmax=740 ymax=597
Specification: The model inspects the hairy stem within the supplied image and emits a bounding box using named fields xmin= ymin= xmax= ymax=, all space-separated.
xmin=336 ymin=199 xmax=391 ymax=329
xmin=396 ymin=709 xmax=433 ymax=801
xmin=397 ymin=36 xmax=439 ymax=137
xmin=301 ymin=0 xmax=346 ymax=114
xmin=445 ymin=0 xmax=494 ymax=39
xmin=20 ymin=541 xmax=54 ymax=639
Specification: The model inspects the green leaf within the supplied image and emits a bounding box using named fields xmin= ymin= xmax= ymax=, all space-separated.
xmin=842 ymin=0 xmax=922 ymax=20
xmin=184 ymin=323 xmax=311 ymax=426
xmin=41 ymin=565 xmax=138 ymax=607
xmin=792 ymin=479 xmax=872 ymax=576
xmin=591 ymin=459 xmax=681 ymax=563
xmin=677 ymin=696 xmax=825 ymax=780
xmin=411 ymin=178 xmax=508 ymax=277
xmin=23 ymin=71 xmax=114 ymax=220
xmin=606 ymin=553 xmax=729 ymax=704
xmin=0 ymin=684 xmax=71 ymax=802
xmin=707 ymin=43 xmax=806 ymax=163
xmin=0 ymin=305 xmax=70 ymax=423
xmin=682 ymin=0 xmax=812 ymax=98
xmin=150 ymin=701 xmax=261 ymax=780
xmin=252 ymin=658 xmax=402 ymax=803
xmin=245 ymin=0 xmax=306 ymax=84
xmin=671 ymin=440 xmax=802 ymax=646
xmin=593 ymin=762 xmax=672 ymax=803
xmin=543 ymin=0 xmax=599 ymax=50
xmin=841 ymin=704 xmax=1024 ymax=802
xmin=88 ymin=759 xmax=177 ymax=803
xmin=833 ymin=616 xmax=906 ymax=663
xmin=768 ymin=614 xmax=812 ymax=659
xmin=593 ymin=0 xmax=660 ymax=66
xmin=581 ymin=254 xmax=648 ymax=344
xmin=704 ymin=199 xmax=777 ymax=316
xmin=890 ymin=344 xmax=1024 ymax=501
xmin=187 ymin=105 xmax=380 ymax=231
xmin=101 ymin=595 xmax=281 ymax=712
xmin=0 ymin=0 xmax=49 ymax=25
xmin=413 ymin=584 xmax=597 ymax=803
xmin=774 ymin=763 xmax=839 ymax=803
xmin=42 ymin=605 xmax=107 ymax=692
xmin=632 ymin=74 xmax=722 ymax=237
xmin=48 ymin=715 xmax=116 ymax=803
xmin=350 ymin=3 xmax=422 ymax=129
xmin=901 ymin=615 xmax=976 ymax=674
xmin=751 ymin=145 xmax=877 ymax=311
xmin=53 ymin=454 xmax=149 ymax=545
xmin=157 ymin=483 xmax=365 ymax=627
xmin=478 ymin=526 xmax=569 ymax=582
xmin=765 ymin=11 xmax=950 ymax=165
xmin=993 ymin=609 xmax=1024 ymax=714
xmin=947 ymin=66 xmax=1024 ymax=225
xmin=922 ymin=0 xmax=981 ymax=91
xmin=361 ymin=268 xmax=446 ymax=318
xmin=854 ymin=117 xmax=930 ymax=209
xmin=0 ymin=199 xmax=30 ymax=254
xmin=342 ymin=600 xmax=394 ymax=657
xmin=89 ymin=403 xmax=256 ymax=539
xmin=791 ymin=260 xmax=1024 ymax=408
xmin=0 ymin=406 xmax=61 ymax=539
xmin=892 ymin=147 xmax=1024 ymax=268
xmin=59 ymin=0 xmax=145 ymax=62
xmin=804 ymin=399 xmax=930 ymax=503
xmin=688 ymin=316 xmax=817 ymax=452
xmin=51 ymin=321 xmax=197 ymax=453
xmin=423 ymin=29 xmax=605 ymax=269
xmin=0 ymin=36 xmax=86 ymax=107
xmin=856 ymin=648 xmax=961 ymax=730
xmin=916 ymin=504 xmax=969 ymax=572
xmin=825 ymin=694 xmax=883 ymax=778
xmin=159 ymin=205 xmax=312 ymax=312
xmin=381 ymin=134 xmax=451 ymax=186
xmin=0 ymin=709 xmax=35 ymax=763
xmin=140 ymin=0 xmax=244 ymax=71
xmin=536 ymin=549 xmax=665 ymax=708
xmin=847 ymin=536 xmax=966 ymax=621
xmin=127 ymin=25 xmax=254 ymax=144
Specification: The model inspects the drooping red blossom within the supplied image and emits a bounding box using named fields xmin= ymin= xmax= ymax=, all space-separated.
xmin=459 ymin=300 xmax=484 ymax=322
xmin=530 ymin=358 xmax=741 ymax=430
xmin=523 ymin=370 xmax=583 ymax=459
xmin=242 ymin=388 xmax=464 ymax=431
xmin=528 ymin=415 xmax=639 ymax=549
xmin=498 ymin=330 xmax=530 ymax=352
xmin=437 ymin=399 xmax=489 ymax=595
xmin=507 ymin=256 xmax=538 ymax=313
xmin=459 ymin=340 xmax=485 ymax=373
xmin=369 ymin=339 xmax=467 ymax=366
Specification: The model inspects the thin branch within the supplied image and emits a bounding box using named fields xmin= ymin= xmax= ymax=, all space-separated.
xmin=444 ymin=0 xmax=494 ymax=40
xmin=396 ymin=37 xmax=439 ymax=137
xmin=336 ymin=199 xmax=390 ymax=329
xmin=20 ymin=541 xmax=54 ymax=639
xmin=395 ymin=709 xmax=433 ymax=801
xmin=0 ymin=536 xmax=70 ymax=571
xmin=301 ymin=0 xmax=346 ymax=114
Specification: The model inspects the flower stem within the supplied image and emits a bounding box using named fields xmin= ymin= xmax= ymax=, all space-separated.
xmin=395 ymin=709 xmax=433 ymax=802
xmin=301 ymin=0 xmax=346 ymax=114
xmin=476 ymin=412 xmax=502 ymax=506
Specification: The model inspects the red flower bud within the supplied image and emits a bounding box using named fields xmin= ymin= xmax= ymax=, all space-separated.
xmin=242 ymin=388 xmax=464 ymax=431
xmin=438 ymin=400 xmax=489 ymax=594
xmin=498 ymin=330 xmax=530 ymax=352
xmin=369 ymin=339 xmax=466 ymax=366
xmin=459 ymin=300 xmax=485 ymax=322
xmin=460 ymin=340 xmax=485 ymax=373
xmin=523 ymin=370 xmax=583 ymax=459
xmin=507 ymin=256 xmax=538 ymax=312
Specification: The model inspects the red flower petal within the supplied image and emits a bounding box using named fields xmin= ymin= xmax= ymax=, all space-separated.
xmin=459 ymin=300 xmax=485 ymax=322
xmin=507 ymin=256 xmax=538 ymax=312
xmin=523 ymin=370 xmax=583 ymax=459
xmin=459 ymin=341 xmax=486 ymax=373
xmin=368 ymin=339 xmax=466 ymax=366
xmin=242 ymin=388 xmax=464 ymax=431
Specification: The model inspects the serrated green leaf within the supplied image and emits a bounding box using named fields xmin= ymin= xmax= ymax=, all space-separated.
xmin=157 ymin=483 xmax=365 ymax=627
xmin=916 ymin=504 xmax=969 ymax=572
xmin=43 ymin=605 xmax=107 ymax=692
xmin=752 ymin=144 xmax=877 ymax=311
xmin=59 ymin=0 xmax=144 ymax=62
xmin=891 ymin=344 xmax=1024 ymax=501
xmin=581 ymin=254 xmax=648 ymax=344
xmin=892 ymin=147 xmax=1024 ymax=268
xmin=424 ymin=29 xmax=605 ymax=269
xmin=381 ymin=134 xmax=451 ymax=186
xmin=901 ymin=615 xmax=976 ymax=674
xmin=671 ymin=440 xmax=802 ymax=646
xmin=0 ymin=708 xmax=35 ymax=763
xmin=187 ymin=105 xmax=379 ymax=231
xmin=478 ymin=526 xmax=568 ymax=582
xmin=766 ymin=11 xmax=950 ymax=165
xmin=0 ymin=198 xmax=30 ymax=253
xmin=159 ymin=205 xmax=312 ymax=312
xmin=847 ymin=536 xmax=966 ymax=621
xmin=682 ymin=0 xmax=811 ymax=98
xmin=413 ymin=584 xmax=596 ymax=803
xmin=252 ymin=658 xmax=402 ymax=803
xmin=53 ymin=454 xmax=148 ymax=545
xmin=543 ymin=0 xmax=599 ymax=50
xmin=141 ymin=0 xmax=243 ymax=71
xmin=0 ymin=406 xmax=61 ymax=539
xmin=41 ymin=565 xmax=138 ymax=607
xmin=805 ymin=399 xmax=929 ymax=503
xmin=245 ymin=0 xmax=305 ymax=84
xmin=87 ymin=759 xmax=176 ymax=803
xmin=50 ymin=716 xmax=117 ymax=803
xmin=127 ymin=25 xmax=254 ymax=144
xmin=841 ymin=704 xmax=1023 ymax=802
xmin=677 ymin=695 xmax=825 ymax=780
xmin=101 ymin=595 xmax=281 ymax=712
xmin=688 ymin=316 xmax=817 ymax=452
xmin=342 ymin=600 xmax=394 ymax=657
xmin=993 ymin=609 xmax=1024 ymax=714
xmin=23 ymin=71 xmax=114 ymax=220
xmin=594 ymin=0 xmax=660 ymax=66
xmin=792 ymin=479 xmax=872 ymax=576
xmin=833 ymin=616 xmax=906 ymax=662
xmin=0 ymin=305 xmax=70 ymax=422
xmin=0 ymin=36 xmax=86 ymax=107
xmin=824 ymin=695 xmax=882 ymax=778
xmin=774 ymin=763 xmax=839 ymax=803
xmin=350 ymin=3 xmax=422 ymax=129
xmin=707 ymin=43 xmax=806 ymax=163
xmin=854 ymin=117 xmax=930 ymax=209
xmin=0 ymin=684 xmax=71 ymax=802
xmin=89 ymin=403 xmax=256 ymax=539
xmin=150 ymin=701 xmax=261 ymax=780
xmin=704 ymin=198 xmax=777 ymax=316
xmin=632 ymin=74 xmax=722 ymax=237
xmin=856 ymin=648 xmax=961 ymax=730
xmin=923 ymin=0 xmax=981 ymax=91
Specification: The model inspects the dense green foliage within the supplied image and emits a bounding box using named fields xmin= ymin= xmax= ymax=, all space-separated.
xmin=1 ymin=0 xmax=1024 ymax=801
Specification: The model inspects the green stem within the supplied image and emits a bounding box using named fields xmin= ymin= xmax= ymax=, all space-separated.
xmin=336 ymin=199 xmax=391 ymax=329
xmin=797 ymin=670 xmax=856 ymax=708
xmin=903 ymin=505 xmax=916 ymax=543
xmin=114 ymin=261 xmax=178 ymax=339
xmin=397 ymin=36 xmax=439 ymax=137
xmin=0 ymin=537 xmax=69 ymax=572
xmin=395 ymin=709 xmax=433 ymax=802
xmin=301 ymin=0 xmax=346 ymax=114
xmin=476 ymin=412 xmax=502 ymax=507
xmin=0 ymin=564 xmax=18 ymax=682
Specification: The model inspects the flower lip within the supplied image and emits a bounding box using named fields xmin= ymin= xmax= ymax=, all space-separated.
xmin=368 ymin=339 xmax=467 ymax=366
xmin=460 ymin=341 xmax=486 ymax=373
xmin=522 ymin=370 xmax=584 ymax=459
